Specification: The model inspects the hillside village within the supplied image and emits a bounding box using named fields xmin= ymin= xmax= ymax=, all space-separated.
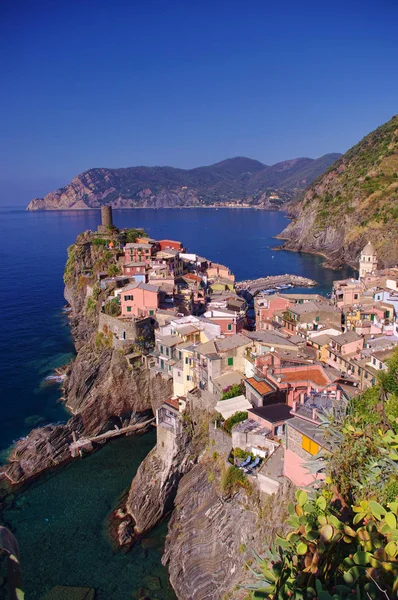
xmin=82 ymin=206 xmax=398 ymax=494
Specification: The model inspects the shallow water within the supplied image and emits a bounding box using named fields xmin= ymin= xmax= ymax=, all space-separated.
xmin=2 ymin=432 xmax=176 ymax=599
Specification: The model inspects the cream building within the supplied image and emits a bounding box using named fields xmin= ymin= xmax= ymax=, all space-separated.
xmin=359 ymin=242 xmax=377 ymax=278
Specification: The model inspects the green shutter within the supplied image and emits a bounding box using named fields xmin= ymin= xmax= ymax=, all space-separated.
xmin=227 ymin=357 xmax=233 ymax=366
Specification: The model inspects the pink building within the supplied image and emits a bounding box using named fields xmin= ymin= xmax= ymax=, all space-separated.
xmin=283 ymin=393 xmax=339 ymax=487
xmin=254 ymin=359 xmax=338 ymax=407
xmin=122 ymin=261 xmax=147 ymax=277
xmin=203 ymin=308 xmax=245 ymax=335
xmin=124 ymin=243 xmax=154 ymax=264
xmin=206 ymin=262 xmax=235 ymax=282
xmin=120 ymin=282 xmax=160 ymax=318
xmin=333 ymin=279 xmax=362 ymax=308
xmin=255 ymin=295 xmax=292 ymax=330
xmin=158 ymin=239 xmax=183 ymax=251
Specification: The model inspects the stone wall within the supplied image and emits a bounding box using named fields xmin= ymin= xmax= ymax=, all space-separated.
xmin=99 ymin=313 xmax=154 ymax=349
xmin=209 ymin=423 xmax=232 ymax=456
xmin=286 ymin=423 xmax=308 ymax=460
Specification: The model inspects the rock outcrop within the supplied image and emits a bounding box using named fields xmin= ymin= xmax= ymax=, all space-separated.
xmin=26 ymin=155 xmax=340 ymax=211
xmin=2 ymin=231 xmax=172 ymax=485
xmin=163 ymin=464 xmax=294 ymax=600
xmin=124 ymin=425 xmax=192 ymax=538
xmin=279 ymin=116 xmax=398 ymax=268
xmin=1 ymin=418 xmax=82 ymax=484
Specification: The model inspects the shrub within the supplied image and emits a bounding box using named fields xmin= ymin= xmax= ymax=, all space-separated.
xmin=92 ymin=238 xmax=109 ymax=246
xmin=86 ymin=296 xmax=97 ymax=315
xmin=221 ymin=466 xmax=251 ymax=496
xmin=103 ymin=298 xmax=121 ymax=316
xmin=221 ymin=383 xmax=245 ymax=400
xmin=246 ymin=489 xmax=398 ymax=599
xmin=223 ymin=411 xmax=248 ymax=434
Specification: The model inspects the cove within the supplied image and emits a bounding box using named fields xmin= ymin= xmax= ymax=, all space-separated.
xmin=2 ymin=432 xmax=176 ymax=599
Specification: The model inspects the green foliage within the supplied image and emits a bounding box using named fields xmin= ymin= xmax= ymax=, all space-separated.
xmin=247 ymin=489 xmax=398 ymax=599
xmin=95 ymin=331 xmax=112 ymax=350
xmin=223 ymin=411 xmax=248 ymax=434
xmin=63 ymin=245 xmax=76 ymax=284
xmin=221 ymin=465 xmax=252 ymax=496
xmin=124 ymin=228 xmax=147 ymax=243
xmin=221 ymin=383 xmax=245 ymax=401
xmin=233 ymin=447 xmax=252 ymax=459
xmin=85 ymin=296 xmax=97 ymax=315
xmin=103 ymin=297 xmax=121 ymax=316
xmin=92 ymin=237 xmax=110 ymax=246
xmin=107 ymin=263 xmax=121 ymax=277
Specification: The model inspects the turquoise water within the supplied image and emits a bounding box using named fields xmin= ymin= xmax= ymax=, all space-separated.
xmin=2 ymin=432 xmax=176 ymax=599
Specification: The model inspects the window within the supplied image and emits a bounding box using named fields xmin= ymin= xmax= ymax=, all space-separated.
xmin=372 ymin=357 xmax=376 ymax=365
xmin=185 ymin=357 xmax=189 ymax=364
xmin=127 ymin=306 xmax=132 ymax=312
xmin=166 ymin=347 xmax=169 ymax=356
xmin=315 ymin=316 xmax=320 ymax=322
xmin=160 ymin=345 xmax=163 ymax=354
xmin=179 ymin=351 xmax=182 ymax=360
xmin=302 ymin=435 xmax=319 ymax=456
xmin=227 ymin=357 xmax=234 ymax=366
xmin=186 ymin=375 xmax=190 ymax=381
xmin=124 ymin=295 xmax=133 ymax=301
xmin=354 ymin=294 xmax=358 ymax=300
xmin=149 ymin=310 xmax=154 ymax=316
xmin=227 ymin=323 xmax=232 ymax=331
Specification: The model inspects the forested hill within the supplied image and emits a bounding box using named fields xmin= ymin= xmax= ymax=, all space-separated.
xmin=279 ymin=115 xmax=398 ymax=268
xmin=26 ymin=154 xmax=340 ymax=211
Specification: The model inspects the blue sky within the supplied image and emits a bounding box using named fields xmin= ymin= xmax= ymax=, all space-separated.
xmin=0 ymin=0 xmax=397 ymax=203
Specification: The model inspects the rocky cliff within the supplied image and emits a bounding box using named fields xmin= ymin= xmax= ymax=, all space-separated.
xmin=279 ymin=116 xmax=398 ymax=268
xmin=26 ymin=155 xmax=340 ymax=211
xmin=2 ymin=231 xmax=172 ymax=484
xmin=163 ymin=463 xmax=294 ymax=600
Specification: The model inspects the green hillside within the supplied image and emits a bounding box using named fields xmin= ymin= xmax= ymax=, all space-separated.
xmin=280 ymin=116 xmax=398 ymax=268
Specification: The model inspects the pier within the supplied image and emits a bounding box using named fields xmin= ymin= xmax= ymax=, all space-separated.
xmin=69 ymin=418 xmax=155 ymax=457
xmin=236 ymin=274 xmax=317 ymax=295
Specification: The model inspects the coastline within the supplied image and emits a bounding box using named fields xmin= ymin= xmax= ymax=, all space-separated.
xmin=26 ymin=203 xmax=286 ymax=212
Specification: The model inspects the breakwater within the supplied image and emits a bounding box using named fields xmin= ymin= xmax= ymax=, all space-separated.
xmin=237 ymin=273 xmax=317 ymax=294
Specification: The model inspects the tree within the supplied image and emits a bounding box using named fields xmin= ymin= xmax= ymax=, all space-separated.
xmin=108 ymin=263 xmax=121 ymax=277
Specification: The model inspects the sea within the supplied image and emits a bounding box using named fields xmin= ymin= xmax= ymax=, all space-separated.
xmin=0 ymin=206 xmax=354 ymax=599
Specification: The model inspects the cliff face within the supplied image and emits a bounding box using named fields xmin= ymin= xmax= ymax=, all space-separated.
xmin=279 ymin=116 xmax=398 ymax=268
xmin=3 ymin=232 xmax=172 ymax=484
xmin=163 ymin=464 xmax=294 ymax=600
xmin=26 ymin=155 xmax=340 ymax=211
xmin=122 ymin=425 xmax=192 ymax=539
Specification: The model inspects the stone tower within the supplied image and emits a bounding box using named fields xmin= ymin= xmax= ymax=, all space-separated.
xmin=101 ymin=205 xmax=113 ymax=228
xmin=359 ymin=241 xmax=377 ymax=278
xmin=98 ymin=205 xmax=113 ymax=232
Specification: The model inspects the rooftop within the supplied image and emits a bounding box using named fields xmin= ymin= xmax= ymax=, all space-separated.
xmin=245 ymin=377 xmax=274 ymax=396
xmin=330 ymin=331 xmax=363 ymax=345
xmin=215 ymin=395 xmax=252 ymax=420
xmin=249 ymin=403 xmax=294 ymax=423
xmin=275 ymin=366 xmax=330 ymax=386
xmin=216 ymin=333 xmax=251 ymax=352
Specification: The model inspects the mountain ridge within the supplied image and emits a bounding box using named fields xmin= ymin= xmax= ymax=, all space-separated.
xmin=279 ymin=116 xmax=398 ymax=269
xmin=26 ymin=153 xmax=341 ymax=211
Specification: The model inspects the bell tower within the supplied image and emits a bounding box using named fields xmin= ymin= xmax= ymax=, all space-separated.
xmin=359 ymin=242 xmax=377 ymax=278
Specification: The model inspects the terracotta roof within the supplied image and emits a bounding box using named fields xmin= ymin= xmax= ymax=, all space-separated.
xmin=164 ymin=397 xmax=180 ymax=410
xmin=245 ymin=377 xmax=274 ymax=395
xmin=278 ymin=367 xmax=329 ymax=386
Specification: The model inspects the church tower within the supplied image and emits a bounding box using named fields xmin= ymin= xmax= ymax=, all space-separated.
xmin=359 ymin=241 xmax=377 ymax=278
